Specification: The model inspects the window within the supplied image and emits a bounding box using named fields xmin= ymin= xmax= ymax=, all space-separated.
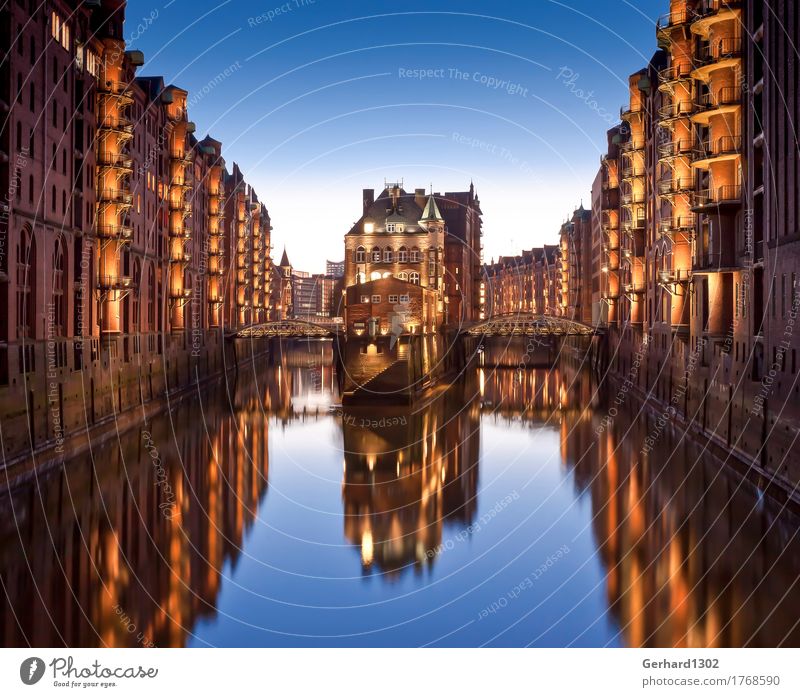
xmin=398 ymin=272 xmax=408 ymax=282
xmin=410 ymin=247 xmax=420 ymax=262
xmin=384 ymin=247 xmax=393 ymax=262
xmin=400 ymin=294 xmax=410 ymax=303
xmin=371 ymin=295 xmax=381 ymax=303
xmin=364 ymin=222 xmax=374 ymax=233
xmin=361 ymin=295 xmax=370 ymax=303
xmin=16 ymin=227 xmax=35 ymax=339
xmin=409 ymin=272 xmax=420 ymax=285
xmin=398 ymin=247 xmax=408 ymax=263
xmin=52 ymin=240 xmax=66 ymax=336
xmin=147 ymin=264 xmax=156 ymax=329
xmin=372 ymin=246 xmax=381 ymax=262
xmin=386 ymin=223 xmax=396 ymax=233
xmin=355 ymin=246 xmax=366 ymax=263
xmin=389 ymin=294 xmax=399 ymax=304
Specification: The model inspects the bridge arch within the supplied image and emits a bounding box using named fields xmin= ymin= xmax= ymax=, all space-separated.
xmin=231 ymin=319 xmax=342 ymax=339
xmin=466 ymin=314 xmax=599 ymax=337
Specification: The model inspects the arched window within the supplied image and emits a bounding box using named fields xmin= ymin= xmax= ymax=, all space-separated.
xmin=410 ymin=247 xmax=420 ymax=262
xmin=409 ymin=272 xmax=420 ymax=285
xmin=370 ymin=271 xmax=382 ymax=281
xmin=52 ymin=238 xmax=66 ymax=336
xmin=355 ymin=246 xmax=366 ymax=263
xmin=398 ymin=271 xmax=408 ymax=282
xmin=132 ymin=259 xmax=141 ymax=332
xmin=398 ymin=246 xmax=408 ymax=263
xmin=16 ymin=227 xmax=36 ymax=339
xmin=384 ymin=247 xmax=393 ymax=262
xmin=371 ymin=246 xmax=381 ymax=262
xmin=147 ymin=263 xmax=156 ymax=330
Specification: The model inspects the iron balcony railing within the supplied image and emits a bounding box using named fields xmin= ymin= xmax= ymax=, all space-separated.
xmin=98 ymin=275 xmax=133 ymax=291
xmin=657 ymin=64 xmax=694 ymax=84
xmin=696 ymin=37 xmax=743 ymax=65
xmin=659 ymin=139 xmax=694 ymax=159
xmin=97 ymin=151 xmax=133 ymax=169
xmin=658 ymin=178 xmax=694 ymax=196
xmin=694 ymin=184 xmax=742 ymax=207
xmin=659 ymin=215 xmax=696 ymax=236
xmin=694 ymin=0 xmax=743 ymax=19
xmin=659 ymin=101 xmax=693 ymax=121
xmin=695 ymin=136 xmax=741 ymax=160
xmin=96 ymin=223 xmax=133 ymax=241
xmin=696 ymin=86 xmax=741 ymax=111
xmin=98 ymin=189 xmax=133 ymax=205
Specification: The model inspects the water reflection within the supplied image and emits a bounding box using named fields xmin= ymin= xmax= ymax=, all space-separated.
xmin=0 ymin=341 xmax=798 ymax=647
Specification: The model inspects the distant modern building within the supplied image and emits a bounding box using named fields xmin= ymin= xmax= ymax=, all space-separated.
xmin=326 ymin=260 xmax=345 ymax=278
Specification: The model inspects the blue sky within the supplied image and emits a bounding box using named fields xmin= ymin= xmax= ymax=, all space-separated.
xmin=125 ymin=0 xmax=665 ymax=271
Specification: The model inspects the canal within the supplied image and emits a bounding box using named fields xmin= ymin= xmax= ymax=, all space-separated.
xmin=1 ymin=341 xmax=798 ymax=647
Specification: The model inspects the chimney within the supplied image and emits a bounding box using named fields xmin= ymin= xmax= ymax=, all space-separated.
xmin=415 ymin=188 xmax=426 ymax=209
xmin=362 ymin=188 xmax=374 ymax=215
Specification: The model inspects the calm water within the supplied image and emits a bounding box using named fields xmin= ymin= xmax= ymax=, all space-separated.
xmin=1 ymin=341 xmax=798 ymax=647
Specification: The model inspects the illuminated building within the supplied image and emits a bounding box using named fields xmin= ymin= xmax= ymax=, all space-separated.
xmin=0 ymin=0 xmax=274 ymax=463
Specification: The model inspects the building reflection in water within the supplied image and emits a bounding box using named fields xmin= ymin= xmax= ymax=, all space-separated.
xmin=0 ymin=342 xmax=798 ymax=647
xmin=341 ymin=375 xmax=481 ymax=577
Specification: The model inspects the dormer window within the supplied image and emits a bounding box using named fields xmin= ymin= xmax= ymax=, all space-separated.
xmin=387 ymin=223 xmax=396 ymax=233
xmin=364 ymin=222 xmax=374 ymax=233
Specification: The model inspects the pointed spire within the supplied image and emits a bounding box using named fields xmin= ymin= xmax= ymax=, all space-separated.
xmin=421 ymin=187 xmax=443 ymax=223
xmin=280 ymin=247 xmax=290 ymax=267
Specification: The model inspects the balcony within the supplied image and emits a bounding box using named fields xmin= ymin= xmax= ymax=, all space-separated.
xmin=620 ymin=104 xmax=644 ymax=122
xmin=657 ymin=64 xmax=694 ymax=89
xmin=170 ymin=251 xmax=192 ymax=264
xmin=619 ymin=138 xmax=645 ymax=153
xmin=658 ymin=178 xmax=694 ymax=198
xmin=96 ymin=223 xmax=133 ymax=242
xmin=169 ymin=289 xmax=193 ymax=304
xmin=98 ymin=275 xmax=134 ymax=292
xmin=621 ymin=191 xmax=646 ymax=206
xmin=693 ymin=135 xmax=741 ymax=166
xmin=659 ymin=139 xmax=694 ymax=161
xmin=621 ymin=165 xmax=645 ymax=182
xmin=208 ymin=247 xmax=224 ymax=256
xmin=209 ymin=267 xmax=225 ymax=277
xmin=100 ymin=116 xmax=134 ymax=136
xmin=659 ymin=100 xmax=693 ymax=124
xmin=98 ymin=189 xmax=133 ymax=205
xmin=695 ymin=37 xmax=742 ymax=70
xmin=97 ymin=151 xmax=133 ymax=170
xmin=693 ymin=86 xmax=741 ymax=123
xmin=657 ymin=10 xmax=691 ymax=45
xmin=98 ymin=81 xmax=134 ymax=104
xmin=172 ymin=152 xmax=194 ymax=165
xmin=169 ymin=198 xmax=192 ymax=214
xmin=659 ymin=215 xmax=696 ymax=238
xmin=693 ymin=184 xmax=742 ymax=210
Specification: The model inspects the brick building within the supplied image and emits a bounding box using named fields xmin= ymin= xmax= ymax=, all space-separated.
xmin=0 ymin=0 xmax=274 ymax=463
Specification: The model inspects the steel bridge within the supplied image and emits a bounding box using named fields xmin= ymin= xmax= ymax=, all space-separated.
xmin=231 ymin=319 xmax=343 ymax=339
xmin=464 ymin=314 xmax=599 ymax=337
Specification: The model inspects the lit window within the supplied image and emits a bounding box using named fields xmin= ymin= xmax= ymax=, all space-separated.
xmin=355 ymin=246 xmax=366 ymax=263
xmin=361 ymin=295 xmax=370 ymax=303
xmin=389 ymin=294 xmax=399 ymax=303
xmin=364 ymin=222 xmax=374 ymax=233
xmin=371 ymin=295 xmax=381 ymax=303
xmin=384 ymin=247 xmax=393 ymax=262
xmin=409 ymin=272 xmax=420 ymax=285
xmin=398 ymin=247 xmax=408 ymax=263
xmin=386 ymin=223 xmax=396 ymax=233
xmin=372 ymin=247 xmax=381 ymax=262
